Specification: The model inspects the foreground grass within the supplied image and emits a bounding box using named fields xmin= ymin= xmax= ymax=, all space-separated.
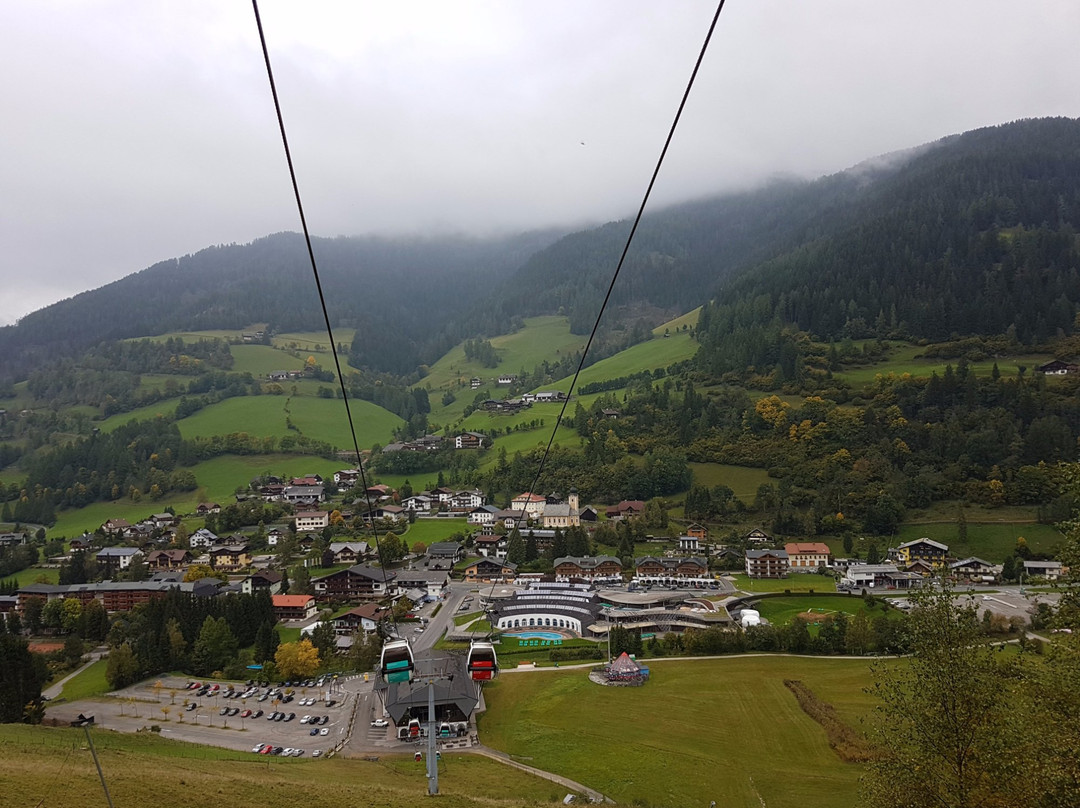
xmin=0 ymin=724 xmax=565 ymax=808
xmin=480 ymin=657 xmax=879 ymax=808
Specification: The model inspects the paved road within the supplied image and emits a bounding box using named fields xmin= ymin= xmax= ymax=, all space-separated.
xmin=43 ymin=648 xmax=105 ymax=700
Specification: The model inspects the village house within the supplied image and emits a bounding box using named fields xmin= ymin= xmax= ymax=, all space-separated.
xmin=473 ymin=533 xmax=508 ymax=558
xmin=333 ymin=602 xmax=391 ymax=635
xmin=327 ymin=541 xmax=370 ymax=565
xmin=948 ymin=557 xmax=1000 ymax=583
xmin=426 ymin=542 xmax=465 ymax=569
xmin=1037 ymin=359 xmax=1079 ymax=375
xmin=265 ymin=527 xmax=286 ymax=546
xmin=242 ymin=569 xmax=283 ymax=595
xmin=784 ymin=542 xmax=831 ymax=570
xmin=686 ymin=523 xmax=709 ymax=541
xmin=463 ymin=557 xmax=518 ymax=583
xmin=208 ymin=542 xmax=251 ymax=571
xmin=96 ymin=547 xmax=142 ymax=575
xmin=467 ymin=505 xmax=501 ymax=525
xmin=101 ymin=518 xmax=131 ymax=536
xmin=888 ymin=538 xmax=948 ymax=567
xmin=605 ymin=500 xmax=645 ymax=520
xmin=146 ymin=549 xmax=192 ymax=571
xmin=845 ymin=563 xmax=921 ymax=590
xmin=283 ymin=483 xmax=325 ymax=505
xmin=195 ymin=502 xmax=221 ymax=516
xmin=272 ymin=594 xmax=317 ymax=621
xmin=1023 ymin=559 xmax=1065 ymax=580
xmin=454 ymin=432 xmax=487 ymax=449
xmin=189 ymin=528 xmax=218 ymax=549
xmin=401 ymin=494 xmax=435 ymax=513
xmin=0 ymin=532 xmax=28 ymax=548
xmin=745 ymin=549 xmax=789 ymax=579
xmin=294 ymin=510 xmax=330 ymax=532
xmin=358 ymin=504 xmax=405 ymax=524
xmin=313 ymin=565 xmax=397 ymax=602
xmin=333 ymin=468 xmax=362 ymax=487
xmin=395 ymin=568 xmax=451 ymax=600
xmin=744 ymin=528 xmax=771 ymax=544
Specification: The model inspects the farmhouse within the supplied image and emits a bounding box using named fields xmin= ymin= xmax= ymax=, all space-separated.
xmin=101 ymin=519 xmax=131 ymax=536
xmin=334 ymin=468 xmax=362 ymax=487
xmin=195 ymin=502 xmax=221 ymax=516
xmin=0 ymin=532 xmax=29 ymax=548
xmin=744 ymin=528 xmax=771 ymax=544
xmin=1038 ymin=359 xmax=1078 ymax=375
xmin=606 ymin=500 xmax=645 ymax=520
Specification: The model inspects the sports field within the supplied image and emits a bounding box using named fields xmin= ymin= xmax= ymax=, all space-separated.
xmin=750 ymin=595 xmax=900 ymax=626
xmin=480 ymin=656 xmax=879 ymax=808
xmin=731 ymin=573 xmax=837 ymax=594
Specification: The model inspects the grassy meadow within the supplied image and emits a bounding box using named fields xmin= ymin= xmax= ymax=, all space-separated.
xmin=687 ymin=462 xmax=772 ymax=500
xmin=480 ymin=657 xmax=880 ymax=808
xmin=0 ymin=724 xmax=567 ymax=808
xmin=833 ymin=343 xmax=1054 ymax=387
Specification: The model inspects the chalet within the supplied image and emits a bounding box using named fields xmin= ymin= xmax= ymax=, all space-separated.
xmin=449 ymin=490 xmax=484 ymax=510
xmin=784 ymin=542 xmax=831 ymax=570
xmin=102 ymin=519 xmax=131 ymax=536
xmin=888 ymin=538 xmax=948 ymax=567
xmin=468 ymin=505 xmax=501 ymax=525
xmin=150 ymin=513 xmax=177 ymax=529
xmin=482 ymin=398 xmax=528 ymax=414
xmin=454 ymin=432 xmax=487 ymax=449
xmin=1023 ymin=560 xmax=1065 ymax=581
xmin=358 ymin=504 xmax=405 ymax=524
xmin=208 ymin=543 xmax=251 ymax=571
xmin=554 ymin=556 xmax=622 ymax=579
xmin=195 ymin=502 xmax=221 ymax=516
xmin=494 ymin=508 xmax=528 ymax=529
xmin=635 ymin=556 xmax=708 ymax=578
xmin=327 ymin=542 xmax=370 ymax=565
xmin=189 ymin=528 xmax=218 ymax=549
xmin=365 ymin=484 xmax=392 ymax=499
xmin=1038 ymin=359 xmax=1078 ymax=375
xmin=601 ymin=408 xmax=621 ymax=419
xmin=272 ymin=594 xmax=317 ymax=621
xmin=146 ymin=549 xmax=192 ymax=571
xmin=259 ymin=483 xmax=286 ymax=501
xmin=333 ymin=602 xmax=391 ymax=635
xmin=463 ymin=558 xmax=518 ymax=583
xmin=266 ymin=527 xmax=286 ymax=546
xmin=313 ymin=564 xmax=397 ymax=601
xmin=511 ymin=492 xmax=546 ymax=518
xmin=906 ymin=559 xmax=937 ymax=577
xmin=294 ymin=510 xmax=330 ymax=532
xmin=96 ymin=547 xmax=142 ymax=575
xmin=470 ymin=377 xmax=482 ymax=389
xmin=605 ymin=500 xmax=645 ymax=520
xmin=68 ymin=535 xmax=94 ymax=551
xmin=291 ymin=475 xmax=323 ymax=486
xmin=744 ymin=528 xmax=771 ymax=544
xmin=534 ymin=390 xmax=566 ymax=403
xmin=949 ymin=557 xmax=1000 ymax=582
xmin=474 ymin=533 xmax=508 ymax=558
xmin=334 ymin=469 xmax=362 ymax=487
xmin=745 ymin=549 xmax=789 ymax=579
xmin=497 ymin=374 xmax=518 ymax=385
xmin=242 ymin=569 xmax=283 ymax=595
xmin=401 ymin=494 xmax=435 ymax=513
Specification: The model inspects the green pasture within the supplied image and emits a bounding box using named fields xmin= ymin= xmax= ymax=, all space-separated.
xmin=98 ymin=398 xmax=185 ymax=431
xmin=652 ymin=307 xmax=701 ymax=335
xmin=549 ymin=331 xmax=699 ymax=393
xmin=229 ymin=344 xmax=308 ymax=376
xmin=56 ymin=658 xmax=112 ymax=703
xmin=187 ymin=453 xmax=345 ymax=502
xmin=50 ymin=494 xmax=201 ymax=539
xmin=749 ymin=595 xmax=899 ymax=627
xmin=893 ymin=519 xmax=1062 ymax=562
xmin=732 ymin=572 xmax=837 ymax=594
xmin=422 ymin=316 xmax=587 ymax=393
xmin=272 ymin=329 xmax=356 ymax=353
xmin=834 ymin=343 xmax=1053 ymax=387
xmin=176 ymin=395 xmax=402 ymax=449
xmin=476 ymin=423 xmax=580 ymax=469
xmin=480 ymin=656 xmax=880 ymax=808
xmin=687 ymin=463 xmax=771 ymax=500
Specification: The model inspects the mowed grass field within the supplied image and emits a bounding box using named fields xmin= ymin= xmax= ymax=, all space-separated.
xmin=480 ymin=657 xmax=880 ymax=808
xmin=229 ymin=344 xmax=308 ymax=376
xmin=750 ymin=595 xmax=900 ymax=627
xmin=0 ymin=724 xmax=567 ymax=808
xmin=731 ymin=573 xmax=837 ymax=594
xmin=176 ymin=395 xmax=402 ymax=448
xmin=548 ymin=331 xmax=699 ymax=393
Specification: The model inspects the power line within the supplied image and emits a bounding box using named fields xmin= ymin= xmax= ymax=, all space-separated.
xmin=250 ymin=0 xmax=398 ymax=630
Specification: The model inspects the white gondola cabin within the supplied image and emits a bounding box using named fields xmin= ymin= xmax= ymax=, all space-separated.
xmin=467 ymin=640 xmax=498 ymax=682
xmin=380 ymin=639 xmax=415 ymax=684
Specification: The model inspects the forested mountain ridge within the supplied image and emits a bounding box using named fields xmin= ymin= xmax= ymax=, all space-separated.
xmin=696 ymin=117 xmax=1080 ymax=378
xmin=0 ymin=229 xmax=565 ymax=385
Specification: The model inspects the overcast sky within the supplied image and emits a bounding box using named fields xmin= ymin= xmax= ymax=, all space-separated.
xmin=2 ymin=0 xmax=1078 ymax=325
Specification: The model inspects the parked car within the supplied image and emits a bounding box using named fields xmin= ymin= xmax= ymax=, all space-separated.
xmin=309 ymin=728 xmax=319 ymax=736
xmin=319 ymin=728 xmax=329 ymax=736
xmin=312 ymin=750 xmax=322 ymax=758
xmin=371 ymin=718 xmax=389 ymax=728
xmin=219 ymin=707 xmax=229 ymax=716
xmin=186 ymin=703 xmax=197 ymax=711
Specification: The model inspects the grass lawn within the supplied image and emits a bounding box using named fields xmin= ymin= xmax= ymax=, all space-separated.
xmin=750 ymin=595 xmax=900 ymax=627
xmin=0 ymin=724 xmax=564 ymax=808
xmin=687 ymin=462 xmax=771 ymax=500
xmin=56 ymin=658 xmax=111 ymax=703
xmin=480 ymin=656 xmax=880 ymax=808
xmin=454 ymin=610 xmax=484 ymax=626
xmin=3 ymin=566 xmax=60 ymax=587
xmin=731 ymin=572 xmax=837 ymax=593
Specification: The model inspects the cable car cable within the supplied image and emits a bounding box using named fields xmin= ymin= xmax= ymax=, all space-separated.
xmin=250 ymin=0 xmax=399 ymax=633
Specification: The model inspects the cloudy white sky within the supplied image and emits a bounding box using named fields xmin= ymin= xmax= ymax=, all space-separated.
xmin=2 ymin=0 xmax=1078 ymax=324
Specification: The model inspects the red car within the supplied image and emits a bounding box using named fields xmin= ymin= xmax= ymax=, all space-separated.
xmin=241 ymin=709 xmax=252 ymax=718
